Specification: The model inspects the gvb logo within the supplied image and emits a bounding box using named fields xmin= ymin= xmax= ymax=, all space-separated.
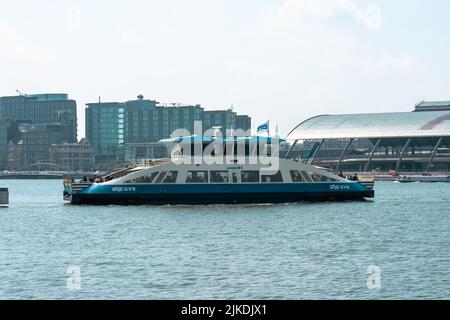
xmin=366 ymin=265 xmax=381 ymax=290
xmin=66 ymin=266 xmax=81 ymax=291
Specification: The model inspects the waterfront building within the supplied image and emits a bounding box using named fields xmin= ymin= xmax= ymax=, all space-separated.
xmin=86 ymin=95 xmax=252 ymax=168
xmin=20 ymin=123 xmax=65 ymax=167
xmin=125 ymin=97 xmax=203 ymax=143
xmin=286 ymin=103 xmax=450 ymax=174
xmin=0 ymin=94 xmax=77 ymax=143
xmin=49 ymin=139 xmax=93 ymax=171
xmin=414 ymin=100 xmax=450 ymax=112
xmin=236 ymin=115 xmax=252 ymax=135
xmin=151 ymin=104 xmax=204 ymax=141
xmin=0 ymin=120 xmax=20 ymax=170
xmin=85 ymin=102 xmax=126 ymax=169
xmin=7 ymin=141 xmax=24 ymax=171
xmin=124 ymin=142 xmax=170 ymax=163
xmin=203 ymin=110 xmax=251 ymax=137
xmin=203 ymin=109 xmax=234 ymax=137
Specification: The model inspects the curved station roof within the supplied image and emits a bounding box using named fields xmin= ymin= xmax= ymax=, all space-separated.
xmin=287 ymin=111 xmax=450 ymax=141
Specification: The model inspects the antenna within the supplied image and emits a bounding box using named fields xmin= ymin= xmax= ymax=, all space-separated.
xmin=226 ymin=106 xmax=236 ymax=137
xmin=16 ymin=89 xmax=26 ymax=96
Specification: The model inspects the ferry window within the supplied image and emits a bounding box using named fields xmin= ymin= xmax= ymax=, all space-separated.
xmin=300 ymin=171 xmax=313 ymax=182
xmin=261 ymin=171 xmax=283 ymax=183
xmin=154 ymin=171 xmax=167 ymax=183
xmin=241 ymin=171 xmax=259 ymax=183
xmin=126 ymin=171 xmax=158 ymax=183
xmin=147 ymin=172 xmax=159 ymax=183
xmin=163 ymin=171 xmax=178 ymax=183
xmin=308 ymin=172 xmax=338 ymax=182
xmin=309 ymin=172 xmax=320 ymax=182
xmin=186 ymin=171 xmax=209 ymax=183
xmin=319 ymin=174 xmax=338 ymax=182
xmin=211 ymin=171 xmax=229 ymax=183
xmin=290 ymin=170 xmax=304 ymax=183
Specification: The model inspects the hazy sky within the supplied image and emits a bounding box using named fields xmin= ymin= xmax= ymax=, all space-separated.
xmin=1 ymin=0 xmax=450 ymax=139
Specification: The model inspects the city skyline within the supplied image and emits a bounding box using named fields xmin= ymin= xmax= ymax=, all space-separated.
xmin=2 ymin=0 xmax=450 ymax=139
xmin=0 ymin=93 xmax=252 ymax=170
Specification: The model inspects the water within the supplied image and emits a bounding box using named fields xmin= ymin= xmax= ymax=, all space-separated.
xmin=0 ymin=180 xmax=449 ymax=300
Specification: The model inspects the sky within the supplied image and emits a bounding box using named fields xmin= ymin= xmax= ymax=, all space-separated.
xmin=1 ymin=0 xmax=450 ymax=139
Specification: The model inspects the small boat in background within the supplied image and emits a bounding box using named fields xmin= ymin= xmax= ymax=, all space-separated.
xmin=396 ymin=174 xmax=450 ymax=183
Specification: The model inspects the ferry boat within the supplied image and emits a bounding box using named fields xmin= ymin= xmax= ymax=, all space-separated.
xmin=63 ymin=136 xmax=374 ymax=205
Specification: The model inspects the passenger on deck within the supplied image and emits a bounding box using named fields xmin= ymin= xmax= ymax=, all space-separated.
xmin=93 ymin=176 xmax=104 ymax=183
xmin=292 ymin=171 xmax=302 ymax=182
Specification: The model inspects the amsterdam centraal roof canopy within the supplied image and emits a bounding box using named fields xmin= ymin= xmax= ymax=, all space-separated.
xmin=286 ymin=111 xmax=450 ymax=141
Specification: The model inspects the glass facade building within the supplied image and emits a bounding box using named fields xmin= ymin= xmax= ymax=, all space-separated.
xmin=0 ymin=94 xmax=77 ymax=143
xmin=20 ymin=123 xmax=65 ymax=167
xmin=125 ymin=99 xmax=204 ymax=143
xmin=203 ymin=110 xmax=251 ymax=137
xmin=203 ymin=110 xmax=234 ymax=137
xmin=86 ymin=96 xmax=251 ymax=168
xmin=236 ymin=115 xmax=252 ymax=135
xmin=85 ymin=102 xmax=126 ymax=168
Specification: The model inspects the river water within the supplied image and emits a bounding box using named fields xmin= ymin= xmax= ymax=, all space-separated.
xmin=0 ymin=180 xmax=449 ymax=299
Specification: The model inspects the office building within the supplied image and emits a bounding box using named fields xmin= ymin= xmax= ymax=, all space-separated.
xmin=203 ymin=110 xmax=251 ymax=137
xmin=85 ymin=102 xmax=126 ymax=169
xmin=85 ymin=95 xmax=252 ymax=168
xmin=125 ymin=97 xmax=204 ymax=143
xmin=125 ymin=142 xmax=170 ymax=162
xmin=20 ymin=123 xmax=64 ymax=167
xmin=49 ymin=139 xmax=93 ymax=171
xmin=0 ymin=93 xmax=77 ymax=143
xmin=0 ymin=120 xmax=20 ymax=170
xmin=7 ymin=141 xmax=24 ymax=171
xmin=414 ymin=101 xmax=450 ymax=112
xmin=236 ymin=115 xmax=252 ymax=135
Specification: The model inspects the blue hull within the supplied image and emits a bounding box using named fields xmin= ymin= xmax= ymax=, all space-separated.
xmin=68 ymin=183 xmax=374 ymax=205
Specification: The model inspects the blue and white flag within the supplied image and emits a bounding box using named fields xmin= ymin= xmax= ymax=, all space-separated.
xmin=257 ymin=121 xmax=269 ymax=134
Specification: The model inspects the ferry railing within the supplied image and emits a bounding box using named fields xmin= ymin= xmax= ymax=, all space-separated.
xmin=356 ymin=176 xmax=375 ymax=190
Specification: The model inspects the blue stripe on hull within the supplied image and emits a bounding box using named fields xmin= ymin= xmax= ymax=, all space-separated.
xmin=69 ymin=183 xmax=374 ymax=205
